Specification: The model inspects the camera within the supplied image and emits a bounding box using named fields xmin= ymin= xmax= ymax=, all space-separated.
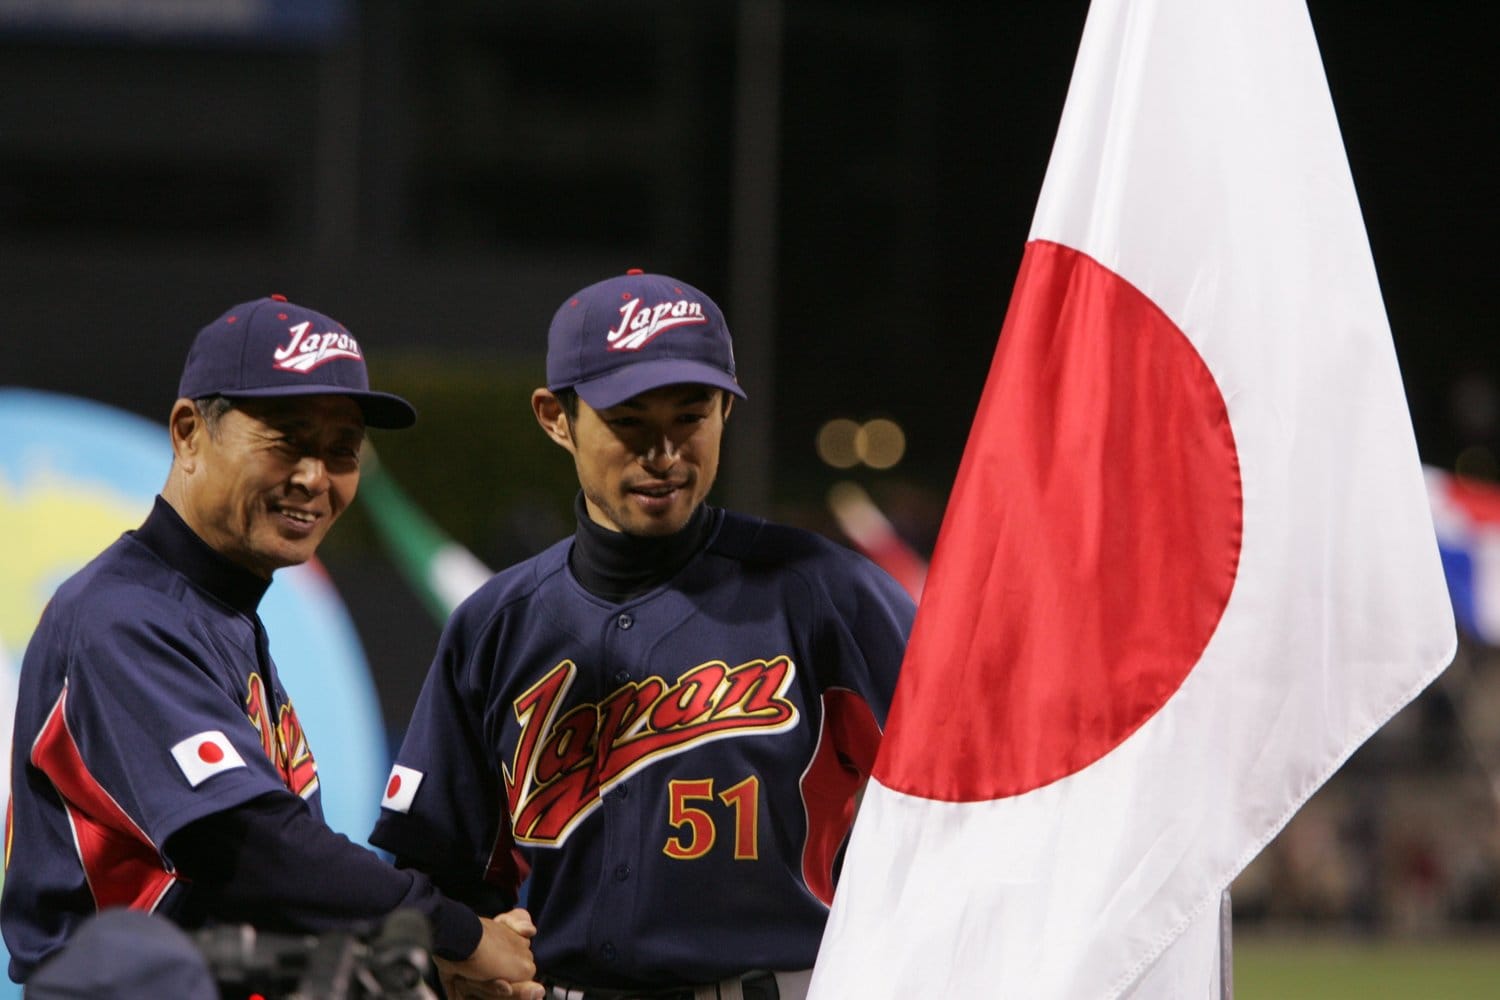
xmin=194 ymin=909 xmax=435 ymax=1000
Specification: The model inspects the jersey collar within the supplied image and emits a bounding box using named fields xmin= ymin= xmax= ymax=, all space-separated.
xmin=133 ymin=496 xmax=272 ymax=614
xmin=568 ymin=492 xmax=715 ymax=603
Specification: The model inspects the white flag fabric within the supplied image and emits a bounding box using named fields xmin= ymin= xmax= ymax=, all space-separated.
xmin=808 ymin=1 xmax=1456 ymax=997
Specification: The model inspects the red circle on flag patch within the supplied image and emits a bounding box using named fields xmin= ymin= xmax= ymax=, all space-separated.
xmin=876 ymin=241 xmax=1242 ymax=801
xmin=198 ymin=741 xmax=225 ymax=764
xmin=386 ymin=775 xmax=402 ymax=799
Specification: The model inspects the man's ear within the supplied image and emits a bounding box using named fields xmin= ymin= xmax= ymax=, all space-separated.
xmin=168 ymin=398 xmax=204 ymax=470
xmin=722 ymin=394 xmax=734 ymax=423
xmin=532 ymin=388 xmax=575 ymax=453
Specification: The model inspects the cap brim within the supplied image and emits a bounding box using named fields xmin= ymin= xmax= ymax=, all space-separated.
xmin=568 ymin=359 xmax=747 ymax=410
xmin=221 ymin=385 xmax=417 ymax=429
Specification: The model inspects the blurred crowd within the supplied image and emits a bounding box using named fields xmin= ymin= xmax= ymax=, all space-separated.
xmin=1233 ymin=634 xmax=1500 ymax=935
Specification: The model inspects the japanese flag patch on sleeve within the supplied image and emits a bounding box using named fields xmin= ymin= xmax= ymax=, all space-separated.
xmin=171 ymin=730 xmax=247 ymax=788
xmin=381 ymin=764 xmax=424 ymax=813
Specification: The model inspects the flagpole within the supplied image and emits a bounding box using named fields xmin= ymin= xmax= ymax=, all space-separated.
xmin=1219 ymin=891 xmax=1233 ymax=999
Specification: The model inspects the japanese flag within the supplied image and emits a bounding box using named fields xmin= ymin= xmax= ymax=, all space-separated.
xmin=381 ymin=764 xmax=425 ymax=814
xmin=171 ymin=731 xmax=247 ymax=788
xmin=808 ymin=0 xmax=1454 ymax=996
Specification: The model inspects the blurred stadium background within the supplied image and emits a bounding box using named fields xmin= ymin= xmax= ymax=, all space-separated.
xmin=3 ymin=1 xmax=1497 ymax=992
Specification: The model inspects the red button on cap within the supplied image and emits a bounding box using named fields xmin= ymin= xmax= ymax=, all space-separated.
xmin=270 ymin=293 xmax=288 ymax=302
xmin=626 ymin=268 xmax=643 ymax=275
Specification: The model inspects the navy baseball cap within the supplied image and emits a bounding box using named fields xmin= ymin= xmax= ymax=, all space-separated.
xmin=546 ymin=270 xmax=747 ymax=410
xmin=177 ymin=295 xmax=417 ymax=429
xmin=26 ymin=909 xmax=218 ymax=999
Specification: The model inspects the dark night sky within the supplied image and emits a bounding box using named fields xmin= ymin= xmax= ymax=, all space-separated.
xmin=772 ymin=1 xmax=1496 ymax=495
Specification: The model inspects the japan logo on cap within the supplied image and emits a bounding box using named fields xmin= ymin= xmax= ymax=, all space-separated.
xmin=381 ymin=764 xmax=425 ymax=813
xmin=171 ymin=730 xmax=247 ymax=788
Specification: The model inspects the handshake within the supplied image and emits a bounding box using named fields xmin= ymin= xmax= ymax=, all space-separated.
xmin=438 ymin=907 xmax=546 ymax=1000
xmin=193 ymin=907 xmax=545 ymax=1000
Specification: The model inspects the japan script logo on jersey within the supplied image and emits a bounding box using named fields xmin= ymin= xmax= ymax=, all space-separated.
xmin=606 ymin=296 xmax=707 ymax=351
xmin=272 ymin=320 xmax=364 ymax=373
xmin=246 ymin=673 xmax=320 ymax=799
xmin=505 ymin=655 xmax=800 ymax=845
xmin=381 ymin=764 xmax=425 ymax=813
xmin=171 ymin=730 xmax=247 ymax=788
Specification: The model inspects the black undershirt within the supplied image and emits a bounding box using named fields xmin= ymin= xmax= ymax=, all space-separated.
xmin=567 ymin=493 xmax=714 ymax=602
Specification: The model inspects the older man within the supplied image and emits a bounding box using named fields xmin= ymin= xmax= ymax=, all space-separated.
xmin=2 ymin=295 xmax=541 ymax=998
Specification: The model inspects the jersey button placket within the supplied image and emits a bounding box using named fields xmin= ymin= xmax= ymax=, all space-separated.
xmin=594 ymin=605 xmax=645 ymax=969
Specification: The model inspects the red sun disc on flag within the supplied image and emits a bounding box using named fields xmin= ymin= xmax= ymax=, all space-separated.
xmin=198 ymin=741 xmax=225 ymax=765
xmin=877 ymin=240 xmax=1242 ymax=801
xmin=386 ymin=775 xmax=402 ymax=799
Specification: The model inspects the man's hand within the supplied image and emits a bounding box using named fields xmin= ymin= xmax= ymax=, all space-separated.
xmin=440 ymin=908 xmax=544 ymax=1000
xmin=437 ymin=971 xmax=547 ymax=1000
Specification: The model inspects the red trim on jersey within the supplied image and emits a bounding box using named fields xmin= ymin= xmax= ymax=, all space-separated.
xmin=484 ymin=823 xmax=530 ymax=898
xmin=799 ymin=688 xmax=881 ymax=905
xmin=31 ymin=687 xmax=177 ymax=913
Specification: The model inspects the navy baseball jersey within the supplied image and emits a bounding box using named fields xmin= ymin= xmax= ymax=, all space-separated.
xmin=2 ymin=498 xmax=321 ymax=981
xmin=370 ymin=507 xmax=915 ymax=989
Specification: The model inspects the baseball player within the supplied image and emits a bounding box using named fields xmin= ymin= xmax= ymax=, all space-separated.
xmin=1 ymin=296 xmax=543 ymax=998
xmin=370 ymin=271 xmax=916 ymax=999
